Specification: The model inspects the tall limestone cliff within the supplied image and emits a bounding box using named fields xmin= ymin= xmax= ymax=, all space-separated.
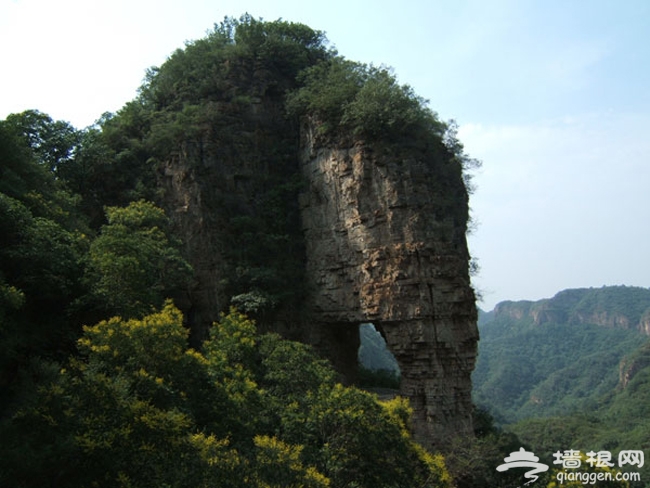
xmin=160 ymin=116 xmax=478 ymax=448
xmin=299 ymin=120 xmax=478 ymax=446
xmin=143 ymin=17 xmax=477 ymax=449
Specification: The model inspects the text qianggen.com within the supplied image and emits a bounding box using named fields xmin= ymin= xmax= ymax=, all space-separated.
xmin=556 ymin=470 xmax=641 ymax=485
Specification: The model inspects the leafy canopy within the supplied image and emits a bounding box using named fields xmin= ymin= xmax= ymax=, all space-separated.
xmin=286 ymin=58 xmax=447 ymax=143
xmin=1 ymin=304 xmax=452 ymax=488
xmin=83 ymin=200 xmax=192 ymax=319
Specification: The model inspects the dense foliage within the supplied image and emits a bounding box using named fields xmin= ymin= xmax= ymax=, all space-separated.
xmin=0 ymin=108 xmax=454 ymax=486
xmin=82 ymin=200 xmax=192 ymax=318
xmin=474 ymin=320 xmax=642 ymax=423
xmin=0 ymin=304 xmax=452 ymax=488
xmin=0 ymin=111 xmax=194 ymax=418
xmin=0 ymin=14 xmax=486 ymax=487
xmin=474 ymin=287 xmax=650 ymax=423
xmin=99 ymin=14 xmax=475 ymax=317
xmin=474 ymin=287 xmax=650 ymax=486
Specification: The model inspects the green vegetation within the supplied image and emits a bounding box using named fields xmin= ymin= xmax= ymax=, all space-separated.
xmin=0 ymin=112 xmax=192 ymax=400
xmin=82 ymin=200 xmax=192 ymax=319
xmin=14 ymin=12 xmax=646 ymax=486
xmin=0 ymin=107 xmax=451 ymax=484
xmin=474 ymin=287 xmax=650 ymax=423
xmin=474 ymin=320 xmax=642 ymax=423
xmin=0 ymin=304 xmax=452 ymax=488
xmin=474 ymin=287 xmax=650 ymax=487
xmin=8 ymin=12 xmax=648 ymax=486
xmin=286 ymin=58 xmax=446 ymax=142
xmin=0 ymin=14 xmax=484 ymax=488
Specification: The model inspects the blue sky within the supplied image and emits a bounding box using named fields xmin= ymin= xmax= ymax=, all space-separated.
xmin=2 ymin=0 xmax=649 ymax=309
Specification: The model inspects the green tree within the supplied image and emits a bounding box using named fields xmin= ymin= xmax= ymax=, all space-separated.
xmin=341 ymin=66 xmax=435 ymax=139
xmin=1 ymin=302 xmax=457 ymax=488
xmin=0 ymin=114 xmax=90 ymax=417
xmin=0 ymin=303 xmax=245 ymax=488
xmin=258 ymin=333 xmax=336 ymax=404
xmin=300 ymin=385 xmax=451 ymax=488
xmin=285 ymin=57 xmax=367 ymax=135
xmin=0 ymin=195 xmax=85 ymax=405
xmin=201 ymin=308 xmax=267 ymax=442
xmin=287 ymin=58 xmax=447 ymax=144
xmin=4 ymin=109 xmax=81 ymax=174
xmin=252 ymin=435 xmax=330 ymax=488
xmin=213 ymin=309 xmax=454 ymax=488
xmin=83 ymin=200 xmax=192 ymax=319
xmin=0 ymin=117 xmax=53 ymax=200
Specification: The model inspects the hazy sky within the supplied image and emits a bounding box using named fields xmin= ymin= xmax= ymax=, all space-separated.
xmin=2 ymin=0 xmax=649 ymax=310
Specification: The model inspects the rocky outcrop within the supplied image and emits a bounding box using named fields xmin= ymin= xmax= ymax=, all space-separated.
xmin=619 ymin=342 xmax=650 ymax=389
xmin=299 ymin=121 xmax=478 ymax=447
xmin=159 ymin=148 xmax=224 ymax=345
xmin=157 ymin=94 xmax=306 ymax=344
xmin=641 ymin=310 xmax=650 ymax=336
xmin=493 ymin=301 xmax=534 ymax=322
xmin=158 ymin=104 xmax=478 ymax=449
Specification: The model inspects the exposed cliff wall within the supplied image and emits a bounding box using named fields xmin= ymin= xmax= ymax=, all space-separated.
xmin=149 ymin=18 xmax=478 ymax=449
xmin=157 ymin=94 xmax=306 ymax=344
xmin=618 ymin=342 xmax=650 ymax=390
xmin=158 ymin=111 xmax=478 ymax=448
xmin=298 ymin=121 xmax=478 ymax=447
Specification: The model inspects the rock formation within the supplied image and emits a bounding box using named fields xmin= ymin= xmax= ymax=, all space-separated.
xmin=158 ymin=95 xmax=306 ymax=345
xmin=151 ymin=20 xmax=479 ymax=447
xmin=158 ymin=105 xmax=478 ymax=448
xmin=618 ymin=344 xmax=650 ymax=390
xmin=298 ymin=121 xmax=478 ymax=446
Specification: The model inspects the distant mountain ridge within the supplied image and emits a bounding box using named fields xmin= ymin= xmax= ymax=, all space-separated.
xmin=474 ymin=285 xmax=650 ymax=425
xmin=474 ymin=285 xmax=650 ymax=485
xmin=487 ymin=286 xmax=650 ymax=334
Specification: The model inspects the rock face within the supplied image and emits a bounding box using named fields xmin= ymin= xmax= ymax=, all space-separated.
xmin=298 ymin=122 xmax=478 ymax=447
xmin=157 ymin=96 xmax=306 ymax=345
xmin=158 ymin=107 xmax=478 ymax=449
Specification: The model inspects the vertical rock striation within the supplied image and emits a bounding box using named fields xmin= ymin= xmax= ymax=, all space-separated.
xmin=160 ymin=111 xmax=479 ymax=447
xmin=157 ymin=94 xmax=307 ymax=345
xmin=117 ymin=17 xmax=479 ymax=450
xmin=299 ymin=121 xmax=478 ymax=448
xmin=159 ymin=112 xmax=478 ymax=447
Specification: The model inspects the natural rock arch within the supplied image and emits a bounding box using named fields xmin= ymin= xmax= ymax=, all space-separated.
xmin=157 ymin=93 xmax=478 ymax=451
xmin=298 ymin=124 xmax=478 ymax=448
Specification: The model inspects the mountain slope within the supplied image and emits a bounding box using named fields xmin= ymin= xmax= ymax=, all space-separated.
xmin=474 ymin=286 xmax=650 ymax=423
xmin=474 ymin=286 xmax=650 ymax=486
xmin=509 ymin=343 xmax=650 ymax=485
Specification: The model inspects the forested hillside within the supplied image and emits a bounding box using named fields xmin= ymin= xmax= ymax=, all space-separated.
xmin=0 ymin=110 xmax=451 ymax=488
xmin=0 ymin=15 xmax=483 ymax=488
xmin=475 ymin=286 xmax=650 ymax=422
xmin=474 ymin=286 xmax=650 ymax=486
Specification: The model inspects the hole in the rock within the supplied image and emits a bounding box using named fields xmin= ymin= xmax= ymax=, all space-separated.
xmin=357 ymin=323 xmax=401 ymax=392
